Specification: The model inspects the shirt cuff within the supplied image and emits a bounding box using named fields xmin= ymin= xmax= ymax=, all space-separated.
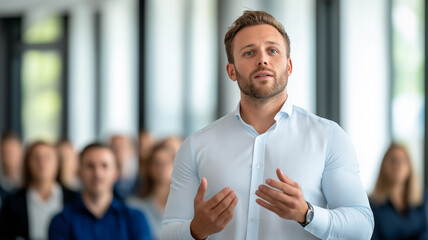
xmin=304 ymin=205 xmax=331 ymax=239
xmin=181 ymin=220 xmax=194 ymax=240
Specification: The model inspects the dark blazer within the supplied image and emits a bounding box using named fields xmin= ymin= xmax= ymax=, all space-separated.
xmin=0 ymin=186 xmax=79 ymax=240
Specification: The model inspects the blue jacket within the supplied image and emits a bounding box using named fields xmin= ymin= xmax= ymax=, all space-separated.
xmin=0 ymin=187 xmax=79 ymax=240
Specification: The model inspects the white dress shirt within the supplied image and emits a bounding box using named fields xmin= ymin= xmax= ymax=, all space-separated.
xmin=162 ymin=98 xmax=374 ymax=240
xmin=27 ymin=183 xmax=63 ymax=240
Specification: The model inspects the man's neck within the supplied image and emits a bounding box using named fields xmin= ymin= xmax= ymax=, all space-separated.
xmin=240 ymin=91 xmax=288 ymax=134
xmin=2 ymin=169 xmax=20 ymax=183
xmin=82 ymin=191 xmax=113 ymax=218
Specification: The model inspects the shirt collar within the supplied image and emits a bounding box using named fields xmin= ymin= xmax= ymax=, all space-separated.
xmin=234 ymin=95 xmax=294 ymax=121
xmin=78 ymin=195 xmax=122 ymax=218
xmin=27 ymin=182 xmax=61 ymax=205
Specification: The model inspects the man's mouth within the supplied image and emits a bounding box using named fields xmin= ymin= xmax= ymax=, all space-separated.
xmin=254 ymin=71 xmax=274 ymax=79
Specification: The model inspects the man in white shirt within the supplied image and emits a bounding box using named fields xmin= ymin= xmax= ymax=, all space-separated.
xmin=161 ymin=10 xmax=374 ymax=240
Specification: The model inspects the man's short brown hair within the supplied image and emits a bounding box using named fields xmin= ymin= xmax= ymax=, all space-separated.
xmin=80 ymin=142 xmax=119 ymax=169
xmin=224 ymin=10 xmax=291 ymax=63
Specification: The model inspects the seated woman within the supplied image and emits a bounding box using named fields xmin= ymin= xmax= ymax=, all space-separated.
xmin=0 ymin=141 xmax=79 ymax=240
xmin=370 ymin=143 xmax=428 ymax=240
xmin=128 ymin=142 xmax=175 ymax=240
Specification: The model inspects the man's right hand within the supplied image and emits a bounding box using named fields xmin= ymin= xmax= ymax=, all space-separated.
xmin=190 ymin=177 xmax=239 ymax=240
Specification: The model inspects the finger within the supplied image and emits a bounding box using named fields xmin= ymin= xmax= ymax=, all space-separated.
xmin=205 ymin=187 xmax=232 ymax=209
xmin=217 ymin=195 xmax=238 ymax=222
xmin=194 ymin=177 xmax=207 ymax=203
xmin=255 ymin=187 xmax=291 ymax=208
xmin=222 ymin=213 xmax=234 ymax=226
xmin=212 ymin=190 xmax=236 ymax=216
xmin=256 ymin=198 xmax=282 ymax=215
xmin=265 ymin=178 xmax=298 ymax=196
xmin=277 ymin=168 xmax=299 ymax=188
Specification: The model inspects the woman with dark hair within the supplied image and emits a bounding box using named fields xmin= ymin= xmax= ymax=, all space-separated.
xmin=370 ymin=143 xmax=428 ymax=240
xmin=0 ymin=141 xmax=79 ymax=240
xmin=129 ymin=142 xmax=175 ymax=240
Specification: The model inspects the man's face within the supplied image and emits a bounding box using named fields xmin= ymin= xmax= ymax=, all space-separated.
xmin=28 ymin=145 xmax=58 ymax=184
xmin=227 ymin=24 xmax=292 ymax=99
xmin=0 ymin=139 xmax=23 ymax=176
xmin=79 ymin=148 xmax=118 ymax=197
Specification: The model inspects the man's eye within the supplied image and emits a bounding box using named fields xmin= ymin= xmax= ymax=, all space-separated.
xmin=244 ymin=51 xmax=253 ymax=56
xmin=269 ymin=49 xmax=278 ymax=54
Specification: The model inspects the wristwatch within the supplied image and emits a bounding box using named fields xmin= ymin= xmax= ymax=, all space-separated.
xmin=299 ymin=201 xmax=314 ymax=227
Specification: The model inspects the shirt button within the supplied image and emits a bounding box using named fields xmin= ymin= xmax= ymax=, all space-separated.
xmin=256 ymin=138 xmax=261 ymax=143
xmin=255 ymin=163 xmax=261 ymax=168
xmin=250 ymin=218 xmax=255 ymax=222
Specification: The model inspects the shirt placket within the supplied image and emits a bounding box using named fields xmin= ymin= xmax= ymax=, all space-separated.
xmin=245 ymin=134 xmax=266 ymax=240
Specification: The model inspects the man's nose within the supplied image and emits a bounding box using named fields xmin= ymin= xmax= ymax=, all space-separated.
xmin=257 ymin=52 xmax=268 ymax=66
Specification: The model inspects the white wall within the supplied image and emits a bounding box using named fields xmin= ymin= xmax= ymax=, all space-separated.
xmin=69 ymin=3 xmax=96 ymax=150
xmin=99 ymin=0 xmax=138 ymax=139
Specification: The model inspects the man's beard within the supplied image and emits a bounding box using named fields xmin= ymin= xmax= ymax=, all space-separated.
xmin=235 ymin=66 xmax=288 ymax=99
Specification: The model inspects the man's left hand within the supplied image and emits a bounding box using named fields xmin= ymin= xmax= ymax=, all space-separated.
xmin=255 ymin=168 xmax=308 ymax=223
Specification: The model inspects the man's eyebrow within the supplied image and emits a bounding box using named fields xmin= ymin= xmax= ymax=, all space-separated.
xmin=239 ymin=41 xmax=281 ymax=52
xmin=239 ymin=44 xmax=255 ymax=52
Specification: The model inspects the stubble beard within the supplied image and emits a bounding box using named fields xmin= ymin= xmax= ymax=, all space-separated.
xmin=236 ymin=66 xmax=288 ymax=100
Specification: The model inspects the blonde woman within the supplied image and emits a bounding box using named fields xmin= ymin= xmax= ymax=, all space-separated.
xmin=370 ymin=143 xmax=427 ymax=240
xmin=129 ymin=142 xmax=175 ymax=240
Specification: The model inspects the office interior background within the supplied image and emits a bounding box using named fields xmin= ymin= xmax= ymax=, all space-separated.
xmin=0 ymin=0 xmax=425 ymax=194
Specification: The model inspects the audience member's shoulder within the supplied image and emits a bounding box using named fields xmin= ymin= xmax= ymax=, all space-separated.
xmin=117 ymin=199 xmax=147 ymax=222
xmin=61 ymin=186 xmax=80 ymax=204
xmin=2 ymin=188 xmax=27 ymax=207
xmin=120 ymin=200 xmax=143 ymax=215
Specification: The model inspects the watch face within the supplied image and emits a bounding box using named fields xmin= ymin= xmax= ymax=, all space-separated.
xmin=307 ymin=210 xmax=314 ymax=222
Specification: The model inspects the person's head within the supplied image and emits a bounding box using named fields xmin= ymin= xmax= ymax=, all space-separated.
xmin=225 ymin=11 xmax=292 ymax=101
xmin=139 ymin=130 xmax=155 ymax=161
xmin=23 ymin=141 xmax=59 ymax=188
xmin=56 ymin=139 xmax=79 ymax=187
xmin=110 ymin=135 xmax=136 ymax=167
xmin=79 ymin=143 xmax=119 ymax=198
xmin=160 ymin=136 xmax=183 ymax=156
xmin=0 ymin=131 xmax=23 ymax=177
xmin=141 ymin=143 xmax=175 ymax=198
xmin=371 ymin=143 xmax=422 ymax=206
xmin=224 ymin=10 xmax=290 ymax=64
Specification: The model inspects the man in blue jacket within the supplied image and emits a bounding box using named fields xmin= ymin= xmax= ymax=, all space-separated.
xmin=49 ymin=143 xmax=151 ymax=240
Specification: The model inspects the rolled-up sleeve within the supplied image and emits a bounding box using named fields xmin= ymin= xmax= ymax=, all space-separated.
xmin=306 ymin=123 xmax=374 ymax=240
xmin=161 ymin=136 xmax=200 ymax=240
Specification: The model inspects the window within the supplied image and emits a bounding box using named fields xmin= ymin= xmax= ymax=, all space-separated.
xmin=21 ymin=16 xmax=67 ymax=143
xmin=391 ymin=0 xmax=425 ymax=181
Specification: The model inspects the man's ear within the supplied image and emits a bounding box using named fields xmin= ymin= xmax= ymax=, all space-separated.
xmin=226 ymin=63 xmax=237 ymax=81
xmin=287 ymin=58 xmax=293 ymax=76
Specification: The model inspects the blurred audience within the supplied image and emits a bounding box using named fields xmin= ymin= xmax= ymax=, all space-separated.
xmin=128 ymin=142 xmax=175 ymax=240
xmin=57 ymin=139 xmax=80 ymax=191
xmin=138 ymin=130 xmax=155 ymax=175
xmin=160 ymin=136 xmax=183 ymax=156
xmin=370 ymin=143 xmax=428 ymax=240
xmin=49 ymin=143 xmax=151 ymax=240
xmin=0 ymin=132 xmax=24 ymax=203
xmin=0 ymin=141 xmax=79 ymax=240
xmin=110 ymin=134 xmax=139 ymax=199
